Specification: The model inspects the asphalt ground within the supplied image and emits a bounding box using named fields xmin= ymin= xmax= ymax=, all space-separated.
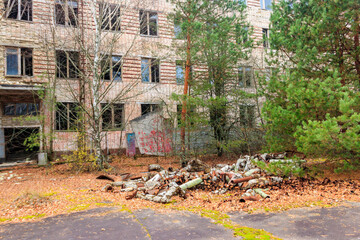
xmin=1 ymin=202 xmax=359 ymax=240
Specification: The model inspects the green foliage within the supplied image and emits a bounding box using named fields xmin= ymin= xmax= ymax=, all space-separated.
xmin=334 ymin=160 xmax=360 ymax=174
xmin=169 ymin=0 xmax=256 ymax=156
xmin=262 ymin=0 xmax=360 ymax=160
xmin=254 ymin=160 xmax=305 ymax=178
xmin=23 ymin=132 xmax=40 ymax=152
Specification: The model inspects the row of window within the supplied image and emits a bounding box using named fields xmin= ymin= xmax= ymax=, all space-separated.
xmin=2 ymin=101 xmax=255 ymax=130
xmin=5 ymin=47 xmax=258 ymax=87
xmin=54 ymin=102 xmax=255 ymax=131
xmin=4 ymin=0 xmax=272 ymax=37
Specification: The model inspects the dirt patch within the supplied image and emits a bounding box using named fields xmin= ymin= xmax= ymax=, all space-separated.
xmin=0 ymin=155 xmax=359 ymax=224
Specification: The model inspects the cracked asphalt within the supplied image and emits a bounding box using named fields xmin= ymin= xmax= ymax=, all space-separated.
xmin=0 ymin=202 xmax=359 ymax=240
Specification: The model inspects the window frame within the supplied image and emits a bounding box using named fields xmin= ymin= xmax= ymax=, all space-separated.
xmin=175 ymin=60 xmax=185 ymax=85
xmin=238 ymin=66 xmax=253 ymax=88
xmin=101 ymin=103 xmax=124 ymax=130
xmin=3 ymin=102 xmax=39 ymax=116
xmin=4 ymin=0 xmax=33 ymax=21
xmin=260 ymin=0 xmax=272 ymax=10
xmin=55 ymin=102 xmax=79 ymax=131
xmin=141 ymin=58 xmax=160 ymax=83
xmin=141 ymin=103 xmax=160 ymax=116
xmin=99 ymin=3 xmax=121 ymax=31
xmin=239 ymin=104 xmax=255 ymax=128
xmin=5 ymin=47 xmax=33 ymax=77
xmin=262 ymin=28 xmax=270 ymax=48
xmin=55 ymin=0 xmax=78 ymax=27
xmin=102 ymin=55 xmax=122 ymax=81
xmin=139 ymin=10 xmax=158 ymax=37
xmin=56 ymin=50 xmax=80 ymax=79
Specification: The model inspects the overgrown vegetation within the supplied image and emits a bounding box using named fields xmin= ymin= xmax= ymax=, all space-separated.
xmin=262 ymin=0 xmax=360 ymax=168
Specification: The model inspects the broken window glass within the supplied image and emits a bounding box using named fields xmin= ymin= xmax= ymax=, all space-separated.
xmin=56 ymin=50 xmax=79 ymax=78
xmin=55 ymin=0 xmax=77 ymax=26
xmin=262 ymin=28 xmax=270 ymax=48
xmin=4 ymin=104 xmax=15 ymax=115
xmin=101 ymin=103 xmax=123 ymax=130
xmin=28 ymin=103 xmax=39 ymax=115
xmin=6 ymin=47 xmax=32 ymax=76
xmin=5 ymin=0 xmax=32 ymax=21
xmin=55 ymin=102 xmax=79 ymax=131
xmin=139 ymin=11 xmax=158 ymax=36
xmin=141 ymin=104 xmax=159 ymax=116
xmin=100 ymin=3 xmax=120 ymax=31
xmin=15 ymin=103 xmax=27 ymax=115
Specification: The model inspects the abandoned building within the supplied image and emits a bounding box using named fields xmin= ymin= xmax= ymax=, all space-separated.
xmin=0 ymin=0 xmax=273 ymax=162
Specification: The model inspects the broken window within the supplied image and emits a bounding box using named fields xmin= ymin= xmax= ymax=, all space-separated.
xmin=55 ymin=102 xmax=79 ymax=131
xmin=141 ymin=58 xmax=160 ymax=83
xmin=6 ymin=47 xmax=33 ymax=76
xmin=260 ymin=0 xmax=272 ymax=10
xmin=238 ymin=66 xmax=252 ymax=87
xmin=101 ymin=55 xmax=122 ymax=81
xmin=99 ymin=3 xmax=121 ymax=31
xmin=4 ymin=0 xmax=32 ymax=21
xmin=176 ymin=60 xmax=185 ymax=84
xmin=139 ymin=10 xmax=158 ymax=36
xmin=56 ymin=50 xmax=80 ymax=78
xmin=141 ymin=104 xmax=159 ymax=116
xmin=55 ymin=0 xmax=78 ymax=26
xmin=262 ymin=28 xmax=270 ymax=48
xmin=239 ymin=105 xmax=255 ymax=127
xmin=3 ymin=103 xmax=39 ymax=116
xmin=101 ymin=103 xmax=124 ymax=130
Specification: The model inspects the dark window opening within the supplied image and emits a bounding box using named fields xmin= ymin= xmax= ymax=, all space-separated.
xmin=55 ymin=0 xmax=78 ymax=26
xmin=238 ymin=66 xmax=252 ymax=87
xmin=101 ymin=103 xmax=124 ymax=130
xmin=141 ymin=58 xmax=160 ymax=83
xmin=56 ymin=50 xmax=80 ymax=78
xmin=262 ymin=28 xmax=269 ymax=48
xmin=4 ymin=0 xmax=32 ymax=21
xmin=6 ymin=47 xmax=33 ymax=76
xmin=141 ymin=104 xmax=159 ymax=116
xmin=4 ymin=103 xmax=39 ymax=116
xmin=139 ymin=10 xmax=158 ymax=36
xmin=101 ymin=55 xmax=122 ymax=81
xmin=55 ymin=102 xmax=79 ymax=131
xmin=100 ymin=3 xmax=121 ymax=31
xmin=239 ymin=105 xmax=255 ymax=127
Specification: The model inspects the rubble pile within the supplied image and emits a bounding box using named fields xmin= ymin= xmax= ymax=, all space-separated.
xmin=100 ymin=153 xmax=305 ymax=203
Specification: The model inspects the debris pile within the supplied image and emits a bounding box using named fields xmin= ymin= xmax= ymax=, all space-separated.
xmin=99 ymin=153 xmax=305 ymax=203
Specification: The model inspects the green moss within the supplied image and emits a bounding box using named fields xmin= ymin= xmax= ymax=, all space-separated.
xmin=20 ymin=214 xmax=46 ymax=220
xmin=0 ymin=218 xmax=11 ymax=222
xmin=68 ymin=204 xmax=90 ymax=212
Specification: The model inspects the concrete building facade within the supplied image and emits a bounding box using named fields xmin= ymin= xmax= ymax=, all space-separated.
xmin=0 ymin=0 xmax=273 ymax=161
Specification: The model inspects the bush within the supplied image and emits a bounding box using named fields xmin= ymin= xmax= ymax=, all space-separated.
xmin=254 ymin=160 xmax=305 ymax=178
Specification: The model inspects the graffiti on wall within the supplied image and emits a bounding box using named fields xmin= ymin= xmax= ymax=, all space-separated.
xmin=130 ymin=111 xmax=172 ymax=156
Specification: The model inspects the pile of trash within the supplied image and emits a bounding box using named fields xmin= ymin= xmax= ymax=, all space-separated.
xmin=99 ymin=153 xmax=305 ymax=203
